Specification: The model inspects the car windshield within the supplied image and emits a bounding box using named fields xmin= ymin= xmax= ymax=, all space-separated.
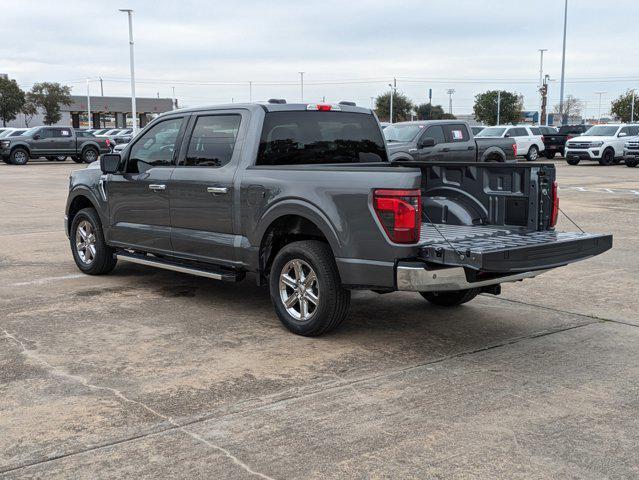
xmin=383 ymin=124 xmax=423 ymax=142
xmin=9 ymin=130 xmax=26 ymax=136
xmin=583 ymin=126 xmax=619 ymax=136
xmin=476 ymin=127 xmax=507 ymax=137
xmin=22 ymin=127 xmax=39 ymax=136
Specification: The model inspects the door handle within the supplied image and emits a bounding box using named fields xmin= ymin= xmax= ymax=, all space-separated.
xmin=149 ymin=184 xmax=166 ymax=191
xmin=207 ymin=186 xmax=229 ymax=195
xmin=441 ymin=148 xmax=450 ymax=152
xmin=467 ymin=146 xmax=475 ymax=150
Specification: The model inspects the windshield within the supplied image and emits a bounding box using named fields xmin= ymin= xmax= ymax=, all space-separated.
xmin=583 ymin=126 xmax=619 ymax=136
xmin=383 ymin=124 xmax=423 ymax=142
xmin=0 ymin=130 xmax=14 ymax=138
xmin=257 ymin=111 xmax=388 ymax=165
xmin=476 ymin=127 xmax=507 ymax=137
xmin=22 ymin=127 xmax=39 ymax=137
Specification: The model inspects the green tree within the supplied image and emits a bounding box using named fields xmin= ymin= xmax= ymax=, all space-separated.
xmin=473 ymin=90 xmax=523 ymax=125
xmin=375 ymin=91 xmax=413 ymax=122
xmin=29 ymin=82 xmax=72 ymax=125
xmin=415 ymin=103 xmax=456 ymax=120
xmin=21 ymin=93 xmax=38 ymax=127
xmin=0 ymin=76 xmax=26 ymax=127
xmin=610 ymin=90 xmax=639 ymax=123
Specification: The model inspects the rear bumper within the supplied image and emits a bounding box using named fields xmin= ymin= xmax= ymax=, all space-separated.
xmin=396 ymin=263 xmax=550 ymax=292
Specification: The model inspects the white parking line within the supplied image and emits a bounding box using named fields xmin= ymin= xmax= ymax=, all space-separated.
xmin=10 ymin=274 xmax=85 ymax=286
xmin=558 ymin=186 xmax=639 ymax=195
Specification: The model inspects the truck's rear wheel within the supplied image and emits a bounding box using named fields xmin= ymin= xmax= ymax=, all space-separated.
xmin=82 ymin=147 xmax=98 ymax=163
xmin=71 ymin=155 xmax=83 ymax=163
xmin=420 ymin=289 xmax=479 ymax=307
xmin=9 ymin=148 xmax=29 ymax=165
xmin=70 ymin=207 xmax=117 ymax=275
xmin=626 ymin=159 xmax=639 ymax=167
xmin=269 ymin=240 xmax=350 ymax=336
xmin=566 ymin=158 xmax=580 ymax=165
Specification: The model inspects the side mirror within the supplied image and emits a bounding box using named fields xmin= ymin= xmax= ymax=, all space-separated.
xmin=504 ymin=133 xmax=511 ymax=138
xmin=419 ymin=137 xmax=436 ymax=148
xmin=33 ymin=133 xmax=41 ymax=140
xmin=100 ymin=153 xmax=122 ymax=174
xmin=618 ymin=132 xmax=628 ymax=137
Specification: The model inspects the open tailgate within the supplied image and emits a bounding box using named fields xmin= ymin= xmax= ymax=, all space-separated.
xmin=418 ymin=224 xmax=612 ymax=273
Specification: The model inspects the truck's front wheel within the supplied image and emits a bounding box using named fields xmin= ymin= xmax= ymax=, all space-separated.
xmin=9 ymin=148 xmax=29 ymax=165
xmin=70 ymin=208 xmax=117 ymax=275
xmin=420 ymin=289 xmax=479 ymax=307
xmin=269 ymin=240 xmax=350 ymax=336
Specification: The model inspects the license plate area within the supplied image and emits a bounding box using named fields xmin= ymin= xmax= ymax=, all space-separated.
xmin=418 ymin=224 xmax=612 ymax=272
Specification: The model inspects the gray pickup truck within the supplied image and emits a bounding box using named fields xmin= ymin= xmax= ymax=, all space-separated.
xmin=64 ymin=101 xmax=612 ymax=336
xmin=385 ymin=120 xmax=517 ymax=163
xmin=1 ymin=126 xmax=111 ymax=165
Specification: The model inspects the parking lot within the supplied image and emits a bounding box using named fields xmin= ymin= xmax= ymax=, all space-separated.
xmin=1 ymin=159 xmax=637 ymax=479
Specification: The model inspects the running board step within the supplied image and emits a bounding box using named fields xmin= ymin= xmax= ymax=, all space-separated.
xmin=116 ymin=252 xmax=243 ymax=281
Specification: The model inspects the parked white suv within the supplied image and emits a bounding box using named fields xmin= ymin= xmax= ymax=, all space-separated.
xmin=476 ymin=125 xmax=545 ymax=161
xmin=564 ymin=124 xmax=639 ymax=166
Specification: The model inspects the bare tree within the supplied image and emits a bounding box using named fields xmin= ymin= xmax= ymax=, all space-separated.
xmin=553 ymin=95 xmax=582 ymax=119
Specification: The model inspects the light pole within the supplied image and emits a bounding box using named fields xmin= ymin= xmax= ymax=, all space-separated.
xmin=446 ymin=89 xmax=455 ymax=115
xmin=299 ymin=72 xmax=304 ymax=102
xmin=86 ymin=78 xmax=91 ymax=129
xmin=388 ymin=78 xmax=396 ymax=124
xmin=249 ymin=81 xmax=253 ymax=102
xmin=595 ymin=91 xmax=606 ymax=123
xmin=119 ymin=8 xmax=137 ymax=134
xmin=558 ymin=0 xmax=568 ymax=125
xmin=538 ymin=49 xmax=547 ymax=125
xmin=496 ymin=90 xmax=501 ymax=125
xmin=631 ymin=89 xmax=636 ymax=123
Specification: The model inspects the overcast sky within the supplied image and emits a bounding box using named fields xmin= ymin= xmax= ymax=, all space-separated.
xmin=2 ymin=0 xmax=638 ymax=116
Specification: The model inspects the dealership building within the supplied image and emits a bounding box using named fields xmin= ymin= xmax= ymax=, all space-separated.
xmin=8 ymin=95 xmax=174 ymax=129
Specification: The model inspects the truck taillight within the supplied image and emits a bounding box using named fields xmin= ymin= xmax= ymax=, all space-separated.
xmin=373 ymin=189 xmax=421 ymax=244
xmin=550 ymin=181 xmax=559 ymax=228
xmin=105 ymin=139 xmax=111 ymax=147
xmin=512 ymin=142 xmax=517 ymax=156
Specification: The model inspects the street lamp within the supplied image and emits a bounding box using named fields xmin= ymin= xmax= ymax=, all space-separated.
xmin=595 ymin=91 xmax=607 ymax=124
xmin=299 ymin=72 xmax=304 ymax=102
xmin=558 ymin=0 xmax=568 ymax=125
xmin=538 ymin=49 xmax=548 ymax=125
xmin=119 ymin=8 xmax=137 ymax=134
xmin=388 ymin=78 xmax=396 ymax=124
xmin=446 ymin=89 xmax=455 ymax=115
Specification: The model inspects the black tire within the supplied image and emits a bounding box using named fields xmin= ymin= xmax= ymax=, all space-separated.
xmin=613 ymin=158 xmax=621 ymax=165
xmin=626 ymin=159 xmax=639 ymax=168
xmin=599 ymin=149 xmax=614 ymax=166
xmin=9 ymin=148 xmax=29 ymax=165
xmin=2 ymin=157 xmax=10 ymax=164
xmin=526 ymin=145 xmax=539 ymax=161
xmin=55 ymin=155 xmax=67 ymax=162
xmin=269 ymin=240 xmax=350 ymax=336
xmin=566 ymin=158 xmax=580 ymax=166
xmin=81 ymin=147 xmax=99 ymax=163
xmin=544 ymin=151 xmax=555 ymax=159
xmin=46 ymin=156 xmax=56 ymax=161
xmin=70 ymin=207 xmax=117 ymax=275
xmin=71 ymin=155 xmax=83 ymax=163
xmin=420 ymin=289 xmax=480 ymax=307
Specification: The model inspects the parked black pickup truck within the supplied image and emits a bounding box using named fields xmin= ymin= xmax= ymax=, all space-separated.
xmin=65 ymin=102 xmax=612 ymax=336
xmin=384 ymin=120 xmax=517 ymax=162
xmin=1 ymin=126 xmax=111 ymax=165
xmin=542 ymin=124 xmax=592 ymax=159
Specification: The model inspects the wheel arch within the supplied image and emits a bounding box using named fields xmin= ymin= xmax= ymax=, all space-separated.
xmin=66 ymin=189 xmax=104 ymax=236
xmin=255 ymin=201 xmax=342 ymax=284
xmin=479 ymin=146 xmax=505 ymax=162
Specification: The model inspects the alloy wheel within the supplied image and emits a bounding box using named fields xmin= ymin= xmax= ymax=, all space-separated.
xmin=279 ymin=259 xmax=319 ymax=322
xmin=75 ymin=220 xmax=97 ymax=264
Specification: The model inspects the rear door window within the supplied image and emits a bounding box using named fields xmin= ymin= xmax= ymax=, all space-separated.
xmin=256 ymin=111 xmax=387 ymax=165
xmin=183 ymin=114 xmax=241 ymax=167
xmin=443 ymin=124 xmax=470 ymax=142
xmin=529 ymin=127 xmax=541 ymax=135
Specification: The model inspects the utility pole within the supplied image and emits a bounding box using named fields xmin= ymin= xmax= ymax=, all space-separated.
xmin=447 ymin=89 xmax=455 ymax=115
xmin=388 ymin=78 xmax=396 ymax=123
xmin=119 ymin=8 xmax=137 ymax=134
xmin=86 ymin=78 xmax=91 ymax=129
xmin=299 ymin=72 xmax=304 ymax=102
xmin=540 ymin=76 xmax=549 ymax=126
xmin=595 ymin=91 xmax=606 ymax=123
xmin=538 ymin=49 xmax=547 ymax=125
xmin=99 ymin=77 xmax=104 ymax=96
xmin=496 ymin=90 xmax=501 ymax=125
xmin=249 ymin=81 xmax=253 ymax=102
xmin=171 ymin=86 xmax=176 ymax=110
xmin=559 ymin=0 xmax=568 ymax=125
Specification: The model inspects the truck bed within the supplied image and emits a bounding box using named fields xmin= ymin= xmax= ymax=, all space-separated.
xmin=418 ymin=223 xmax=612 ymax=273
